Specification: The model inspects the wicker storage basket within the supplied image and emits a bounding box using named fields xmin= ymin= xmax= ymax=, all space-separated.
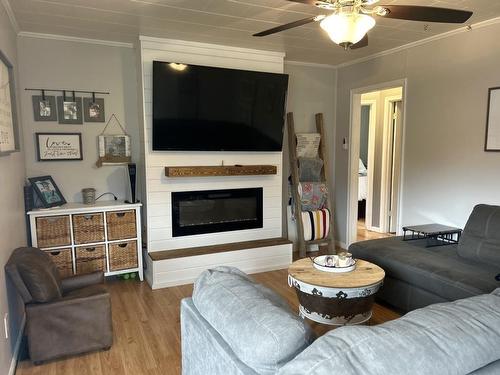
xmin=36 ymin=215 xmax=71 ymax=248
xmin=46 ymin=248 xmax=73 ymax=279
xmin=109 ymin=241 xmax=138 ymax=271
xmin=75 ymin=245 xmax=106 ymax=274
xmin=73 ymin=213 xmax=105 ymax=244
xmin=107 ymin=210 xmax=136 ymax=240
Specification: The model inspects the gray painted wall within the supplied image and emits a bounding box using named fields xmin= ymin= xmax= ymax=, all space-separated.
xmin=335 ymin=23 xmax=500 ymax=244
xmin=283 ymin=63 xmax=336 ymax=244
xmin=14 ymin=37 xmax=338 ymax=249
xmin=18 ymin=37 xmax=140 ymax=204
xmin=0 ymin=4 xmax=26 ymax=373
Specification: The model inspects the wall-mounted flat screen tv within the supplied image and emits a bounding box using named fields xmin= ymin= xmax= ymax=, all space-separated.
xmin=152 ymin=61 xmax=289 ymax=151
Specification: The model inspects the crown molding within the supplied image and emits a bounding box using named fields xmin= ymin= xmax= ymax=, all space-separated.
xmin=336 ymin=16 xmax=500 ymax=69
xmin=1 ymin=0 xmax=19 ymax=33
xmin=285 ymin=60 xmax=336 ymax=70
xmin=17 ymin=31 xmax=134 ymax=48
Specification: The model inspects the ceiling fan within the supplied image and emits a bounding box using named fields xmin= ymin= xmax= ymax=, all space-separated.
xmin=253 ymin=0 xmax=473 ymax=50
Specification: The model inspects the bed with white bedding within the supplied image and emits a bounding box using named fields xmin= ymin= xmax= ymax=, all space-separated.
xmin=358 ymin=159 xmax=368 ymax=201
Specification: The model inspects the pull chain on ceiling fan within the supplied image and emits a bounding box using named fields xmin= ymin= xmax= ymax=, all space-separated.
xmin=253 ymin=0 xmax=473 ymax=50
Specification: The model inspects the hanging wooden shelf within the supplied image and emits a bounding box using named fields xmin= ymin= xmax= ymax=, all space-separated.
xmin=164 ymin=165 xmax=277 ymax=177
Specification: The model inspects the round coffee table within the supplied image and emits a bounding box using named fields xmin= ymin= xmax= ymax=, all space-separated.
xmin=288 ymin=258 xmax=385 ymax=325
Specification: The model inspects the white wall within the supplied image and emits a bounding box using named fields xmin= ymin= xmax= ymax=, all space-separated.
xmin=283 ymin=63 xmax=337 ymax=245
xmin=335 ymin=22 xmax=500 ymax=244
xmin=17 ymin=36 xmax=140 ymax=204
xmin=139 ymin=37 xmax=285 ymax=252
xmin=0 ymin=3 xmax=26 ymax=374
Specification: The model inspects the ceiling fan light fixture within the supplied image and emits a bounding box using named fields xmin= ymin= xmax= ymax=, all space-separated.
xmin=320 ymin=12 xmax=375 ymax=45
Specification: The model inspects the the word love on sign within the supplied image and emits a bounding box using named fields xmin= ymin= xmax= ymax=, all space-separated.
xmin=36 ymin=132 xmax=83 ymax=161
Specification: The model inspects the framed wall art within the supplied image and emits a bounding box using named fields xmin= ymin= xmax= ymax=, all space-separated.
xmin=0 ymin=50 xmax=19 ymax=155
xmin=29 ymin=175 xmax=66 ymax=208
xmin=485 ymin=87 xmax=500 ymax=151
xmin=36 ymin=132 xmax=83 ymax=161
xmin=96 ymin=114 xmax=132 ymax=167
xmin=83 ymin=97 xmax=105 ymax=122
xmin=98 ymin=134 xmax=131 ymax=164
xmin=32 ymin=94 xmax=57 ymax=121
xmin=57 ymin=94 xmax=83 ymax=124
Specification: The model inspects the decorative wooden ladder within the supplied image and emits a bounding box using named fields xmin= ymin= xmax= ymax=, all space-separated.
xmin=287 ymin=112 xmax=336 ymax=258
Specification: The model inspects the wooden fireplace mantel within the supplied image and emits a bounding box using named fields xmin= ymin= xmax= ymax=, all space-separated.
xmin=164 ymin=165 xmax=277 ymax=177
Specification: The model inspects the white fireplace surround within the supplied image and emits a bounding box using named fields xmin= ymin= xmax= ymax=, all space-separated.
xmin=138 ymin=36 xmax=287 ymax=257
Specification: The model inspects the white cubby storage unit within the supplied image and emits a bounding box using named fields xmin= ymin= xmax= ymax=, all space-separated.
xmin=27 ymin=201 xmax=143 ymax=280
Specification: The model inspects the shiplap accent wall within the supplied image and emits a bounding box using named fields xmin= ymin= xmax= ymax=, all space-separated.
xmin=138 ymin=37 xmax=286 ymax=252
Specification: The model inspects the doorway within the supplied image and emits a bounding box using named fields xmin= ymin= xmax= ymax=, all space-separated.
xmin=348 ymin=81 xmax=406 ymax=245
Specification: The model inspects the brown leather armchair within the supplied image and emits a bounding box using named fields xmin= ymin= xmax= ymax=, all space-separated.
xmin=5 ymin=247 xmax=113 ymax=365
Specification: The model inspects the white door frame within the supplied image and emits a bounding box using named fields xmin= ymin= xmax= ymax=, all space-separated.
xmin=359 ymin=99 xmax=377 ymax=231
xmin=347 ymin=79 xmax=408 ymax=246
xmin=380 ymin=94 xmax=403 ymax=233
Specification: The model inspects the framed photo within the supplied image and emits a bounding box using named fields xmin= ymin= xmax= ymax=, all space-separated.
xmin=29 ymin=176 xmax=66 ymax=208
xmin=36 ymin=132 xmax=83 ymax=161
xmin=83 ymin=97 xmax=105 ymax=122
xmin=0 ymin=50 xmax=19 ymax=155
xmin=485 ymin=87 xmax=500 ymax=151
xmin=57 ymin=96 xmax=83 ymax=124
xmin=99 ymin=134 xmax=130 ymax=157
xmin=32 ymin=95 xmax=57 ymax=121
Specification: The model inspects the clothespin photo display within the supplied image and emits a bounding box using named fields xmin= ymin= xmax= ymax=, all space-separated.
xmin=31 ymin=89 xmax=57 ymax=121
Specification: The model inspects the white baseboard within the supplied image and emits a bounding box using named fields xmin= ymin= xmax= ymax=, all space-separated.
xmin=9 ymin=314 xmax=25 ymax=375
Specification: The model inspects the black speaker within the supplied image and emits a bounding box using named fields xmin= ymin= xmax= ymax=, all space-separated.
xmin=24 ymin=185 xmax=34 ymax=212
xmin=125 ymin=163 xmax=138 ymax=204
xmin=24 ymin=185 xmax=34 ymax=246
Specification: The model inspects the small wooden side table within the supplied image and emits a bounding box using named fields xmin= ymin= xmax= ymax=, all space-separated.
xmin=288 ymin=258 xmax=385 ymax=325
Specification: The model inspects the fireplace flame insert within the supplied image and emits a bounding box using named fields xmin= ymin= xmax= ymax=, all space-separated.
xmin=172 ymin=188 xmax=263 ymax=237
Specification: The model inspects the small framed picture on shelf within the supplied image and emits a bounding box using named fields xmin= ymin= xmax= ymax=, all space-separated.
xmin=32 ymin=95 xmax=57 ymax=121
xmin=83 ymin=97 xmax=105 ymax=122
xmin=36 ymin=132 xmax=83 ymax=161
xmin=57 ymin=96 xmax=83 ymax=124
xmin=29 ymin=175 xmax=66 ymax=208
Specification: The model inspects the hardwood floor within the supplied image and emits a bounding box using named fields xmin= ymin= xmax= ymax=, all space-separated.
xmin=16 ymin=268 xmax=400 ymax=375
xmin=357 ymin=219 xmax=394 ymax=241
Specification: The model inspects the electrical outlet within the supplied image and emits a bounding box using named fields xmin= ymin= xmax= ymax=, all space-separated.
xmin=3 ymin=313 xmax=8 ymax=339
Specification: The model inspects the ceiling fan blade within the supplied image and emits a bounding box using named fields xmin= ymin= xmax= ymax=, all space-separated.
xmin=350 ymin=34 xmax=368 ymax=49
xmin=377 ymin=5 xmax=472 ymax=23
xmin=253 ymin=15 xmax=323 ymax=37
xmin=286 ymin=0 xmax=319 ymax=5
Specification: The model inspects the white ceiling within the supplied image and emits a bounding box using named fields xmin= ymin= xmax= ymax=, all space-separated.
xmin=8 ymin=0 xmax=500 ymax=65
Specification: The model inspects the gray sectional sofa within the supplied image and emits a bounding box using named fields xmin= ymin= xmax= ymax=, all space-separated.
xmin=181 ymin=266 xmax=500 ymax=375
xmin=349 ymin=204 xmax=500 ymax=312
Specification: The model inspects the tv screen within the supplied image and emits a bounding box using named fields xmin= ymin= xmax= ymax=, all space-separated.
xmin=152 ymin=61 xmax=289 ymax=151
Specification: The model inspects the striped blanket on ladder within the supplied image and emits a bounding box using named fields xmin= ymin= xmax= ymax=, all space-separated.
xmin=301 ymin=208 xmax=330 ymax=241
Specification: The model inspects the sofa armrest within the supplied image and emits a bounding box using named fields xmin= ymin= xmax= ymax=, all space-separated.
xmin=26 ymin=286 xmax=112 ymax=363
xmin=61 ymin=271 xmax=104 ymax=294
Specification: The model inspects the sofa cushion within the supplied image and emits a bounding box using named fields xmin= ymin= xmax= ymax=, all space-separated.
xmin=192 ymin=266 xmax=314 ymax=375
xmin=278 ymin=289 xmax=500 ymax=375
xmin=458 ymin=204 xmax=500 ymax=268
xmin=349 ymin=237 xmax=499 ymax=301
xmin=15 ymin=248 xmax=62 ymax=303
